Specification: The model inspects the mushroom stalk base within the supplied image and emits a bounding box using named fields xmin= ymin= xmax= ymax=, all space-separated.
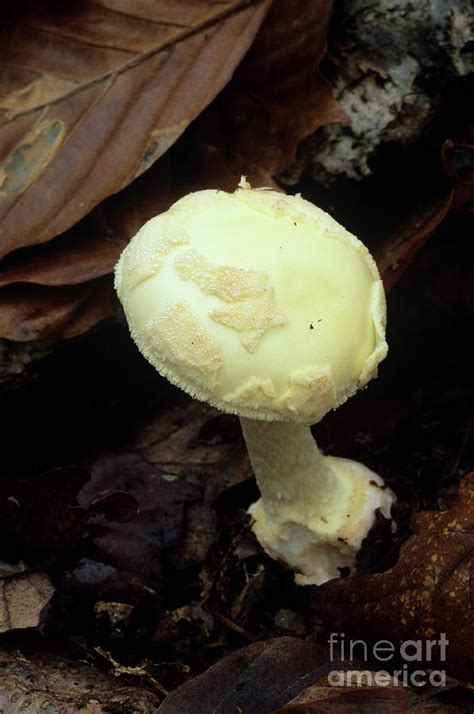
xmin=240 ymin=418 xmax=394 ymax=586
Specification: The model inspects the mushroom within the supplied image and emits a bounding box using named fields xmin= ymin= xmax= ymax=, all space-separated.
xmin=114 ymin=179 xmax=395 ymax=586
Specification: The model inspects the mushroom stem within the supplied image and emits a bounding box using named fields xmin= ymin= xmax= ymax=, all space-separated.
xmin=240 ymin=418 xmax=394 ymax=586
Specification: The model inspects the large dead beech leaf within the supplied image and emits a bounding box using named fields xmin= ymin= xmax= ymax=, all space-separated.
xmin=0 ymin=133 xmax=233 ymax=297
xmin=0 ymin=0 xmax=272 ymax=259
xmin=0 ymin=562 xmax=54 ymax=633
xmin=312 ymin=473 xmax=474 ymax=682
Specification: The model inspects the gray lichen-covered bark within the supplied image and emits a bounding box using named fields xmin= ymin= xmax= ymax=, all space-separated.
xmin=282 ymin=0 xmax=473 ymax=185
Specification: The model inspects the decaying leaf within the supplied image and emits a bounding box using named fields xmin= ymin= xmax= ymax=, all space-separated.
xmin=0 ymin=467 xmax=89 ymax=555
xmin=157 ymin=637 xmax=353 ymax=713
xmin=0 ymin=649 xmax=162 ymax=712
xmin=311 ymin=473 xmax=474 ymax=681
xmin=274 ymin=676 xmax=467 ymax=713
xmin=0 ymin=466 xmax=136 ymax=557
xmin=67 ymin=450 xmax=201 ymax=593
xmin=0 ymin=0 xmax=272 ymax=259
xmin=0 ymin=562 xmax=54 ymax=633
xmin=157 ymin=636 xmax=468 ymax=713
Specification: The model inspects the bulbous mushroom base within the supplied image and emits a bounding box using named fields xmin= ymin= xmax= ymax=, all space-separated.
xmin=249 ymin=456 xmax=394 ymax=586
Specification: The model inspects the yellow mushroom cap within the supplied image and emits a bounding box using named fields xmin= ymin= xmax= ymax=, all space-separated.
xmin=114 ymin=180 xmax=387 ymax=425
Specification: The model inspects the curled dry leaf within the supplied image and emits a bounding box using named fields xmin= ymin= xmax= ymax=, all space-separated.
xmin=311 ymin=473 xmax=474 ymax=682
xmin=0 ymin=562 xmax=54 ymax=634
xmin=0 ymin=0 xmax=271 ymax=259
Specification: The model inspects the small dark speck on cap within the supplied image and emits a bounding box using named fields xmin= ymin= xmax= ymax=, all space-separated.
xmin=294 ymin=221 xmax=297 ymax=226
xmin=309 ymin=323 xmax=314 ymax=330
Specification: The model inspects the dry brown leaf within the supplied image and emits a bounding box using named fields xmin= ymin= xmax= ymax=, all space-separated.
xmin=0 ymin=0 xmax=271 ymax=259
xmin=0 ymin=562 xmax=54 ymax=633
xmin=0 ymin=278 xmax=115 ymax=340
xmin=204 ymin=0 xmax=349 ymax=177
xmin=311 ymin=473 xmax=474 ymax=682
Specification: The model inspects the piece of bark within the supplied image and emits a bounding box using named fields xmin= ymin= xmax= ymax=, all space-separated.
xmin=283 ymin=0 xmax=473 ymax=185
